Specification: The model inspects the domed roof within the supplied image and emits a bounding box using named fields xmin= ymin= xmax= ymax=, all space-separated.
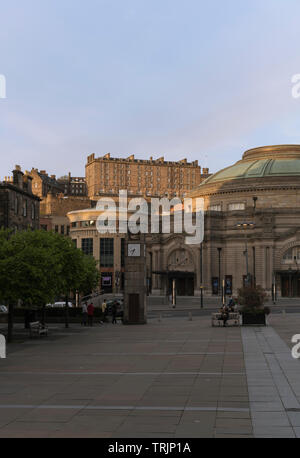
xmin=199 ymin=145 xmax=300 ymax=186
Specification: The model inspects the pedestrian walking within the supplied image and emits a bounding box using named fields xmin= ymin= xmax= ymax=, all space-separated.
xmin=81 ymin=302 xmax=88 ymax=326
xmin=87 ymin=302 xmax=95 ymax=327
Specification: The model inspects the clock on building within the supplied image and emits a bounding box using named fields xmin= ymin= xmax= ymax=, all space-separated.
xmin=128 ymin=243 xmax=141 ymax=257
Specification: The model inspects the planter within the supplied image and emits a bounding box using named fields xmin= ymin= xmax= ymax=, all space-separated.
xmin=242 ymin=312 xmax=266 ymax=326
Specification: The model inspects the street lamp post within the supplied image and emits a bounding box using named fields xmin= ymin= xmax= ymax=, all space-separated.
xmin=200 ymin=243 xmax=203 ymax=309
xmin=217 ymin=247 xmax=222 ymax=296
xmin=236 ymin=222 xmax=255 ymax=286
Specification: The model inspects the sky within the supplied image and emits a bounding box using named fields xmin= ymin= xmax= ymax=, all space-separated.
xmin=1 ymin=0 xmax=300 ymax=178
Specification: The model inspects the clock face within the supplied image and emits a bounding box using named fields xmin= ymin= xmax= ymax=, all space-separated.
xmin=128 ymin=243 xmax=140 ymax=257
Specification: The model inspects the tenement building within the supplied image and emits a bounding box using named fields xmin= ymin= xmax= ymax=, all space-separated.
xmin=0 ymin=166 xmax=40 ymax=231
xmin=85 ymin=153 xmax=210 ymax=200
xmin=29 ymin=168 xmax=64 ymax=198
xmin=57 ymin=173 xmax=87 ymax=196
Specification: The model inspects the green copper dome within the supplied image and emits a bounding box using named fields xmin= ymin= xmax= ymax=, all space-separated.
xmin=201 ymin=145 xmax=300 ymax=185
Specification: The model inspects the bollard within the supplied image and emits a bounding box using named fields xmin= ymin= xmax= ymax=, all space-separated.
xmin=158 ymin=314 xmax=162 ymax=322
xmin=188 ymin=312 xmax=193 ymax=321
xmin=0 ymin=334 xmax=6 ymax=359
xmin=282 ymin=309 xmax=286 ymax=318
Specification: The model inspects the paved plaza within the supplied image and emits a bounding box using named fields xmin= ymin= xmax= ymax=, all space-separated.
xmin=0 ymin=313 xmax=300 ymax=438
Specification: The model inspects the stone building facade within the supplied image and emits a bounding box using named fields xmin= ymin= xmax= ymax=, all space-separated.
xmin=170 ymin=144 xmax=300 ymax=298
xmin=67 ymin=207 xmax=125 ymax=294
xmin=57 ymin=173 xmax=87 ymax=196
xmin=29 ymin=168 xmax=64 ymax=198
xmin=0 ymin=166 xmax=40 ymax=231
xmin=67 ymin=145 xmax=300 ymax=299
xmin=85 ymin=153 xmax=210 ymax=200
xmin=40 ymin=193 xmax=91 ymax=236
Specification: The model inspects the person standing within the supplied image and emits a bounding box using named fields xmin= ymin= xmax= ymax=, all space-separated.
xmin=81 ymin=302 xmax=88 ymax=326
xmin=87 ymin=302 xmax=94 ymax=327
xmin=101 ymin=299 xmax=107 ymax=323
xmin=111 ymin=301 xmax=117 ymax=324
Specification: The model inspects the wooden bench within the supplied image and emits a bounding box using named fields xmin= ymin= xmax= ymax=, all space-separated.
xmin=211 ymin=312 xmax=240 ymax=327
xmin=29 ymin=321 xmax=48 ymax=338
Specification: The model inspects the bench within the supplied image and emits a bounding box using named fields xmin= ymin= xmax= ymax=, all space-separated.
xmin=29 ymin=321 xmax=48 ymax=338
xmin=211 ymin=312 xmax=240 ymax=327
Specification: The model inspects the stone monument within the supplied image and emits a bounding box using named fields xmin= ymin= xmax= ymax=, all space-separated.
xmin=123 ymin=234 xmax=147 ymax=325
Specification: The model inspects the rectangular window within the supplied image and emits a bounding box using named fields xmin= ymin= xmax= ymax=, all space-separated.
xmin=82 ymin=238 xmax=93 ymax=256
xmin=11 ymin=194 xmax=15 ymax=210
xmin=209 ymin=204 xmax=222 ymax=212
xmin=212 ymin=277 xmax=219 ymax=295
xmin=72 ymin=239 xmax=77 ymax=248
xmin=15 ymin=197 xmax=19 ymax=215
xmin=55 ymin=225 xmax=59 ymax=233
xmin=61 ymin=225 xmax=65 ymax=235
xmin=225 ymin=275 xmax=233 ymax=295
xmin=23 ymin=200 xmax=27 ymax=217
xmin=100 ymin=238 xmax=114 ymax=267
xmin=228 ymin=203 xmax=245 ymax=211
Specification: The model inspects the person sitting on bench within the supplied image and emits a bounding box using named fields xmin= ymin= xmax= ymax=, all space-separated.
xmin=227 ymin=296 xmax=235 ymax=312
xmin=220 ymin=304 xmax=230 ymax=327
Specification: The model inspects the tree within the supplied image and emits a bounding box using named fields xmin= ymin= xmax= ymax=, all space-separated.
xmin=0 ymin=230 xmax=63 ymax=340
xmin=237 ymin=285 xmax=268 ymax=314
xmin=0 ymin=229 xmax=100 ymax=339
xmin=78 ymin=254 xmax=100 ymax=297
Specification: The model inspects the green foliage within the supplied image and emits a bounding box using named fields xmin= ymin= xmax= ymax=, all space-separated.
xmin=0 ymin=229 xmax=100 ymax=307
xmin=237 ymin=285 xmax=268 ymax=314
xmin=78 ymin=255 xmax=100 ymax=296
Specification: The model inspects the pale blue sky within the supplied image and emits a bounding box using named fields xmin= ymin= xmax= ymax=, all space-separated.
xmin=1 ymin=0 xmax=300 ymax=177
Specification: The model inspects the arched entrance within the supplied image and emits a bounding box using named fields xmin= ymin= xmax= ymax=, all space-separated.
xmin=278 ymin=246 xmax=300 ymax=297
xmin=167 ymin=249 xmax=195 ymax=296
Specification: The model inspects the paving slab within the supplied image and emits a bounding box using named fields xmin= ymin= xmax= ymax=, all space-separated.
xmin=3 ymin=315 xmax=300 ymax=438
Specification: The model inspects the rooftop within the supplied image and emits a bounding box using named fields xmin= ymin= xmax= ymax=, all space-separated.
xmin=197 ymin=145 xmax=300 ymax=186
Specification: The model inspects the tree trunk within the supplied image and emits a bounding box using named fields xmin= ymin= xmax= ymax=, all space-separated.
xmin=7 ymin=302 xmax=14 ymax=343
xmin=65 ymin=295 xmax=69 ymax=329
xmin=41 ymin=304 xmax=46 ymax=326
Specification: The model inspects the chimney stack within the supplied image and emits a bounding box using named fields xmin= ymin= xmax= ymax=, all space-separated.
xmin=12 ymin=165 xmax=24 ymax=190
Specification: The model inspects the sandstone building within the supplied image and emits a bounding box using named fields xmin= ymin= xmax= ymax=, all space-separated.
xmin=85 ymin=153 xmax=210 ymax=200
xmin=40 ymin=193 xmax=91 ymax=235
xmin=29 ymin=168 xmax=64 ymax=198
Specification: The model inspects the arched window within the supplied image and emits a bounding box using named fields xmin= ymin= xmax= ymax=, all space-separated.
xmin=282 ymin=247 xmax=300 ymax=263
